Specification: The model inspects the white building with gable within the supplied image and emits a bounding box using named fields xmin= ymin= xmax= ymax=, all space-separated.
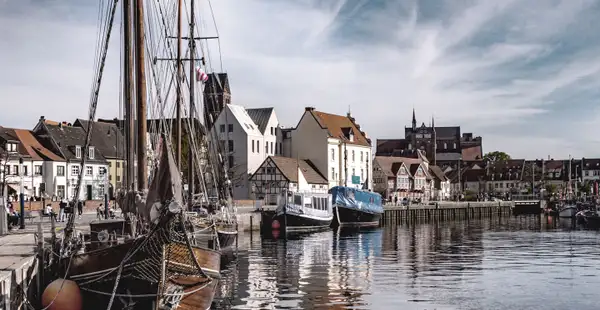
xmin=210 ymin=104 xmax=283 ymax=199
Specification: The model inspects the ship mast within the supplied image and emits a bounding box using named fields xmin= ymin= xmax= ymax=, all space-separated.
xmin=175 ymin=0 xmax=183 ymax=168
xmin=123 ymin=0 xmax=135 ymax=190
xmin=135 ymin=0 xmax=148 ymax=191
xmin=188 ymin=0 xmax=196 ymax=209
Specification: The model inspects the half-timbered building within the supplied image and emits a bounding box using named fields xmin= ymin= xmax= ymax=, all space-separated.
xmin=249 ymin=156 xmax=328 ymax=204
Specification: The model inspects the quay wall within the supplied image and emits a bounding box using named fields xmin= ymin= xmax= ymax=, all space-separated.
xmin=380 ymin=201 xmax=515 ymax=225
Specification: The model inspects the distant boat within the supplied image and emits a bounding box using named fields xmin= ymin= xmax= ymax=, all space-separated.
xmin=558 ymin=205 xmax=578 ymax=218
xmin=272 ymin=191 xmax=333 ymax=233
xmin=330 ymin=186 xmax=383 ymax=228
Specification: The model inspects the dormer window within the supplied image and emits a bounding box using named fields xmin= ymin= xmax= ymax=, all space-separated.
xmin=75 ymin=145 xmax=82 ymax=158
xmin=349 ymin=132 xmax=354 ymax=142
xmin=89 ymin=146 xmax=95 ymax=159
xmin=6 ymin=143 xmax=17 ymax=153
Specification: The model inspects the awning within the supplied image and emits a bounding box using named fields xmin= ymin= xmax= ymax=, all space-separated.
xmin=6 ymin=184 xmax=33 ymax=195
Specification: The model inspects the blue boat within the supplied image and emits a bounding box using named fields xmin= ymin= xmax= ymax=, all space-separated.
xmin=330 ymin=186 xmax=384 ymax=227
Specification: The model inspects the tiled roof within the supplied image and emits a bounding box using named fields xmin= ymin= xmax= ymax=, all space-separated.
xmin=13 ymin=129 xmax=63 ymax=161
xmin=74 ymin=119 xmax=125 ymax=160
xmin=545 ymin=160 xmax=564 ymax=170
xmin=374 ymin=156 xmax=421 ymax=177
xmin=582 ymin=158 xmax=600 ymax=170
xmin=429 ymin=165 xmax=447 ymax=181
xmin=267 ymin=156 xmax=327 ymax=184
xmin=246 ymin=108 xmax=274 ymax=134
xmin=436 ymin=152 xmax=462 ymax=161
xmin=44 ymin=123 xmax=107 ymax=162
xmin=309 ymin=110 xmax=370 ymax=147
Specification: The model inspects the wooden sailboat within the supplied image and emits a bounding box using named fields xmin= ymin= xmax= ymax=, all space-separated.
xmin=40 ymin=0 xmax=223 ymax=309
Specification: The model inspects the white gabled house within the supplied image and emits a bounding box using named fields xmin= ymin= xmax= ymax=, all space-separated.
xmin=0 ymin=126 xmax=65 ymax=201
xmin=210 ymin=105 xmax=283 ymax=199
xmin=285 ymin=107 xmax=373 ymax=190
xmin=249 ymin=156 xmax=328 ymax=204
xmin=33 ymin=117 xmax=109 ymax=201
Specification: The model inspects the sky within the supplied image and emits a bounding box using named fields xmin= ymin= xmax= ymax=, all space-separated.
xmin=1 ymin=0 xmax=600 ymax=160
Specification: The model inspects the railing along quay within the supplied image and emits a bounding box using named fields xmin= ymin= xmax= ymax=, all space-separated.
xmin=380 ymin=201 xmax=515 ymax=225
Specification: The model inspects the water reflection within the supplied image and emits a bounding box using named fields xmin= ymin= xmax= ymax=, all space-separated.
xmin=214 ymin=217 xmax=600 ymax=310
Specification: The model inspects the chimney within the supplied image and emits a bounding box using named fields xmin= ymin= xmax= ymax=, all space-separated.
xmin=305 ymin=107 xmax=315 ymax=112
xmin=39 ymin=116 xmax=45 ymax=122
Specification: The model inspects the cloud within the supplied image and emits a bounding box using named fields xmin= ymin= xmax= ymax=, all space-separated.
xmin=1 ymin=0 xmax=600 ymax=160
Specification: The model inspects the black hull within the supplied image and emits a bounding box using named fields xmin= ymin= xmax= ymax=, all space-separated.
xmin=332 ymin=205 xmax=382 ymax=227
xmin=584 ymin=215 xmax=600 ymax=229
xmin=217 ymin=229 xmax=238 ymax=249
xmin=273 ymin=212 xmax=332 ymax=233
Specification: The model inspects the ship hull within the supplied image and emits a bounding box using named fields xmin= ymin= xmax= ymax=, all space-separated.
xmin=332 ymin=205 xmax=382 ymax=227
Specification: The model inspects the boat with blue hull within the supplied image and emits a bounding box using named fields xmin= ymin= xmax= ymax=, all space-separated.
xmin=330 ymin=186 xmax=384 ymax=227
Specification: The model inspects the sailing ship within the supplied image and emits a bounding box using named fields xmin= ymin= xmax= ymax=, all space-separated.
xmin=330 ymin=186 xmax=383 ymax=227
xmin=39 ymin=0 xmax=234 ymax=308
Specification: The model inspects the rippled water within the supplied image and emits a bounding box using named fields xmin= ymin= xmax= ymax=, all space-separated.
xmin=212 ymin=217 xmax=600 ymax=310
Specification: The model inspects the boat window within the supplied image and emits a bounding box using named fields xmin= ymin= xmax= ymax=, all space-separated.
xmin=313 ymin=197 xmax=319 ymax=210
xmin=294 ymin=195 xmax=302 ymax=206
xmin=321 ymin=197 xmax=327 ymax=210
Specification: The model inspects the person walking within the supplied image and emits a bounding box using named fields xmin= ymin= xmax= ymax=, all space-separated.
xmin=58 ymin=199 xmax=66 ymax=222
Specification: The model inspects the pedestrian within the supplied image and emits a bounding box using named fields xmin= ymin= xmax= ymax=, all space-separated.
xmin=77 ymin=200 xmax=83 ymax=219
xmin=58 ymin=199 xmax=66 ymax=222
xmin=394 ymin=196 xmax=398 ymax=206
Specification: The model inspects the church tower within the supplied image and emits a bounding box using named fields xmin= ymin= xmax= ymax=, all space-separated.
xmin=203 ymin=73 xmax=231 ymax=131
xmin=431 ymin=116 xmax=437 ymax=166
xmin=412 ymin=108 xmax=417 ymax=131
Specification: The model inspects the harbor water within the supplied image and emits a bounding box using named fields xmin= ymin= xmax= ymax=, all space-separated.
xmin=213 ymin=217 xmax=600 ymax=309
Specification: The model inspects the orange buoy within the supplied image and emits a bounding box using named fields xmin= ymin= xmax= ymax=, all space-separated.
xmin=271 ymin=220 xmax=280 ymax=229
xmin=41 ymin=279 xmax=82 ymax=310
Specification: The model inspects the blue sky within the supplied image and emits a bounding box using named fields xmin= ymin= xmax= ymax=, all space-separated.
xmin=1 ymin=0 xmax=599 ymax=159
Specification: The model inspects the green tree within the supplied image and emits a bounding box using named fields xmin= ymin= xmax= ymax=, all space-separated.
xmin=483 ymin=151 xmax=511 ymax=163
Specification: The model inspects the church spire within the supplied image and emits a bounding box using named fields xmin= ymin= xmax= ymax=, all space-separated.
xmin=431 ymin=115 xmax=435 ymax=130
xmin=412 ymin=108 xmax=416 ymax=131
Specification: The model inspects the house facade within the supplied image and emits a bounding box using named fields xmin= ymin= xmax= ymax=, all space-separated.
xmin=74 ymin=119 xmax=126 ymax=193
xmin=33 ymin=117 xmax=110 ymax=200
xmin=249 ymin=156 xmax=328 ymax=204
xmin=287 ymin=107 xmax=372 ymax=190
xmin=373 ymin=153 xmax=447 ymax=202
xmin=0 ymin=127 xmax=63 ymax=200
xmin=210 ymin=105 xmax=283 ymax=199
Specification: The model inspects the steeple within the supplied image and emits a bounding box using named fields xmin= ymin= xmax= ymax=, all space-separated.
xmin=432 ymin=115 xmax=437 ymax=166
xmin=412 ymin=108 xmax=416 ymax=131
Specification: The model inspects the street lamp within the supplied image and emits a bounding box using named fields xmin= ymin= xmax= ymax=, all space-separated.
xmin=19 ymin=157 xmax=25 ymax=229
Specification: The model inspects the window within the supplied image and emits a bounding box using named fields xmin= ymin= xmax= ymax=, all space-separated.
xmin=98 ymin=184 xmax=105 ymax=196
xmin=265 ymin=144 xmax=268 ymax=154
xmin=219 ymin=124 xmax=225 ymax=133
xmin=352 ymin=168 xmax=355 ymax=176
xmin=57 ymin=165 xmax=65 ymax=176
xmin=117 ymin=161 xmax=121 ymax=168
xmin=270 ymin=142 xmax=273 ymax=154
xmin=360 ymin=151 xmax=363 ymax=162
xmin=117 ymin=175 xmax=121 ymax=182
xmin=228 ymin=140 xmax=234 ymax=152
xmin=23 ymin=165 xmax=28 ymax=176
xmin=57 ymin=185 xmax=65 ymax=199
xmin=99 ymin=167 xmax=107 ymax=176
xmin=12 ymin=165 xmax=18 ymax=175
xmin=108 ymin=162 xmax=112 ymax=167
xmin=444 ymin=143 xmax=447 ymax=149
xmin=331 ymin=168 xmax=335 ymax=180
xmin=361 ymin=169 xmax=364 ymax=179
xmin=71 ymin=165 xmax=80 ymax=176
xmin=228 ymin=124 xmax=233 ymax=133
xmin=331 ymin=149 xmax=335 ymax=161
xmin=352 ymin=150 xmax=355 ymax=162
xmin=257 ymin=141 xmax=260 ymax=153
xmin=34 ymin=165 xmax=42 ymax=175
xmin=228 ymin=155 xmax=234 ymax=169
xmin=251 ymin=140 xmax=255 ymax=153
xmin=279 ymin=143 xmax=282 ymax=155
xmin=408 ymin=143 xmax=412 ymax=150
xmin=453 ymin=143 xmax=457 ymax=149
xmin=75 ymin=145 xmax=82 ymax=158
xmin=6 ymin=143 xmax=17 ymax=152
xmin=89 ymin=146 xmax=95 ymax=159
xmin=86 ymin=166 xmax=93 ymax=176
xmin=270 ymin=127 xmax=274 ymax=135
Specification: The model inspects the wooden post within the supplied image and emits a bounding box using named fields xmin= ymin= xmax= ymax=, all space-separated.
xmin=36 ymin=222 xmax=44 ymax=295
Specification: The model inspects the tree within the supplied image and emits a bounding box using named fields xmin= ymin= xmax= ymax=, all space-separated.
xmin=0 ymin=150 xmax=10 ymax=199
xmin=483 ymin=151 xmax=511 ymax=163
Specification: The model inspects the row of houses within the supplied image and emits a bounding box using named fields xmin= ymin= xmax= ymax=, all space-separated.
xmin=435 ymin=157 xmax=600 ymax=198
xmin=0 ymin=117 xmax=124 ymax=201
